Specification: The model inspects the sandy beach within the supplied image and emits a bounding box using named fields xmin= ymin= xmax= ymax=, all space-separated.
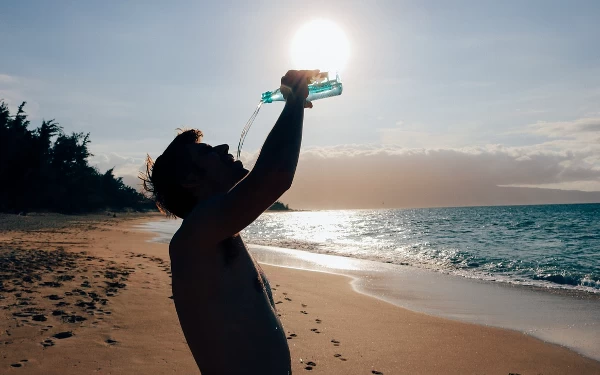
xmin=1 ymin=214 xmax=600 ymax=374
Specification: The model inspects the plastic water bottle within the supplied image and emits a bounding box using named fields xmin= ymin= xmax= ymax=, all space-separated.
xmin=236 ymin=72 xmax=343 ymax=159
xmin=260 ymin=72 xmax=343 ymax=103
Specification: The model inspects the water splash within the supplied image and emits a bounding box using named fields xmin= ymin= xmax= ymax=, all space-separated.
xmin=236 ymin=100 xmax=263 ymax=160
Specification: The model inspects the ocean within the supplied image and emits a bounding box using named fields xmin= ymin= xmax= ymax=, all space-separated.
xmin=137 ymin=203 xmax=600 ymax=360
xmin=143 ymin=203 xmax=600 ymax=294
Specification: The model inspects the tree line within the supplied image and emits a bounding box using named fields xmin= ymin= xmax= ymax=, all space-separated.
xmin=269 ymin=201 xmax=290 ymax=211
xmin=0 ymin=100 xmax=155 ymax=214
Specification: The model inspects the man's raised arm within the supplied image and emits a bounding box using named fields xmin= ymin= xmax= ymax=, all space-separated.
xmin=177 ymin=70 xmax=318 ymax=246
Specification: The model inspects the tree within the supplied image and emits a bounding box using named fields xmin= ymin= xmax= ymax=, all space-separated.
xmin=0 ymin=100 xmax=155 ymax=213
xmin=269 ymin=201 xmax=290 ymax=211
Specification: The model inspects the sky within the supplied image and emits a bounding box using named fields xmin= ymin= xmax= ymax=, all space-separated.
xmin=1 ymin=0 xmax=600 ymax=209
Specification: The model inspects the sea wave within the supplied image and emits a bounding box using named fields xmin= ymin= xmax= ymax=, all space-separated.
xmin=139 ymin=204 xmax=600 ymax=295
xmin=244 ymin=236 xmax=600 ymax=295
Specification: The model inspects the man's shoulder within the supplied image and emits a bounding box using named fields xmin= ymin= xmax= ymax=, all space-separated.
xmin=169 ymin=222 xmax=200 ymax=256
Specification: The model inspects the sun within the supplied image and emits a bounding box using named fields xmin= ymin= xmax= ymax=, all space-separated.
xmin=291 ymin=20 xmax=350 ymax=74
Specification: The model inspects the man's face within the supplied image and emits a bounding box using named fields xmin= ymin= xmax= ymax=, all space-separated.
xmin=184 ymin=143 xmax=249 ymax=195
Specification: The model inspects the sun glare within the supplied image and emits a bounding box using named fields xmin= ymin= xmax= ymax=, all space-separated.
xmin=291 ymin=20 xmax=350 ymax=74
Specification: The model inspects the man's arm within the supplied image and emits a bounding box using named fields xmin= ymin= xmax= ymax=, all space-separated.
xmin=174 ymin=70 xmax=317 ymax=247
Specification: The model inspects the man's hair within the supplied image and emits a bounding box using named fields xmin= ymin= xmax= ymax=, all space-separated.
xmin=140 ymin=129 xmax=204 ymax=219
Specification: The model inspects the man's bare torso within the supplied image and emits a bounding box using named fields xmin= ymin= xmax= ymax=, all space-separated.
xmin=169 ymin=233 xmax=291 ymax=374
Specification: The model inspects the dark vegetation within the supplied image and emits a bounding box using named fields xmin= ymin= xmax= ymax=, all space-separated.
xmin=269 ymin=201 xmax=290 ymax=211
xmin=0 ymin=100 xmax=154 ymax=214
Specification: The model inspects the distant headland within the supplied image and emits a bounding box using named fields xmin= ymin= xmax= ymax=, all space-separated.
xmin=268 ymin=201 xmax=291 ymax=211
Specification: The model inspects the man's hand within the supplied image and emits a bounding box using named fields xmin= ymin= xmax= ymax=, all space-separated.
xmin=280 ymin=69 xmax=320 ymax=109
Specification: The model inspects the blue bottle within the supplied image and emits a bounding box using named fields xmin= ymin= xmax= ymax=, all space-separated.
xmin=261 ymin=72 xmax=343 ymax=103
xmin=237 ymin=72 xmax=343 ymax=159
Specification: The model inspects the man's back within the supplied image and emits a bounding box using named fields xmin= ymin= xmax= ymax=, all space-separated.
xmin=170 ymin=233 xmax=291 ymax=374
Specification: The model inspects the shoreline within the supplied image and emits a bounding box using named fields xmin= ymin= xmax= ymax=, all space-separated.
xmin=135 ymin=217 xmax=600 ymax=365
xmin=248 ymin=244 xmax=600 ymax=363
xmin=248 ymin=239 xmax=600 ymax=296
xmin=134 ymin=218 xmax=600 ymax=362
xmin=1 ymin=213 xmax=599 ymax=374
xmin=135 ymin=218 xmax=600 ymax=297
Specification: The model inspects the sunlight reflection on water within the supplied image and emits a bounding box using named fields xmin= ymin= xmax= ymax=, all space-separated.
xmin=136 ymin=204 xmax=600 ymax=294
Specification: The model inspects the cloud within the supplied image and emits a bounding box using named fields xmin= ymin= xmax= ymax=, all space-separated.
xmin=526 ymin=117 xmax=600 ymax=139
xmin=512 ymin=118 xmax=600 ymax=171
xmin=276 ymin=117 xmax=600 ymax=208
xmin=0 ymin=74 xmax=18 ymax=84
xmin=0 ymin=73 xmax=41 ymax=117
xmin=87 ymin=116 xmax=600 ymax=208
xmin=90 ymin=143 xmax=600 ymax=208
xmin=505 ymin=181 xmax=600 ymax=192
xmin=271 ymin=143 xmax=600 ymax=209
xmin=89 ymin=152 xmax=146 ymax=190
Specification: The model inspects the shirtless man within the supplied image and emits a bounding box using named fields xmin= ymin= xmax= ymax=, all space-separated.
xmin=142 ymin=70 xmax=318 ymax=374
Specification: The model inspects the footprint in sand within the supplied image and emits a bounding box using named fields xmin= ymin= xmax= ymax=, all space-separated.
xmin=300 ymin=310 xmax=308 ymax=315
xmin=371 ymin=371 xmax=383 ymax=374
xmin=32 ymin=314 xmax=47 ymax=322
xmin=301 ymin=303 xmax=307 ymax=308
xmin=334 ymin=354 xmax=342 ymax=358
xmin=304 ymin=361 xmax=317 ymax=370
xmin=331 ymin=339 xmax=340 ymax=346
xmin=53 ymin=331 xmax=74 ymax=339
xmin=62 ymin=314 xmax=87 ymax=323
xmin=284 ymin=297 xmax=292 ymax=301
xmin=105 ymin=338 xmax=118 ymax=345
xmin=275 ymin=301 xmax=283 ymax=304
xmin=286 ymin=333 xmax=297 ymax=340
xmin=310 ymin=328 xmax=320 ymax=333
xmin=315 ymin=318 xmax=322 ymax=324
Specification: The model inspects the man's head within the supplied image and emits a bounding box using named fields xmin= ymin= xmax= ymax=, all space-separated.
xmin=141 ymin=129 xmax=249 ymax=218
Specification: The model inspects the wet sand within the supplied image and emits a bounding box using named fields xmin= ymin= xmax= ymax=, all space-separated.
xmin=1 ymin=213 xmax=599 ymax=374
xmin=247 ymin=244 xmax=600 ymax=362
